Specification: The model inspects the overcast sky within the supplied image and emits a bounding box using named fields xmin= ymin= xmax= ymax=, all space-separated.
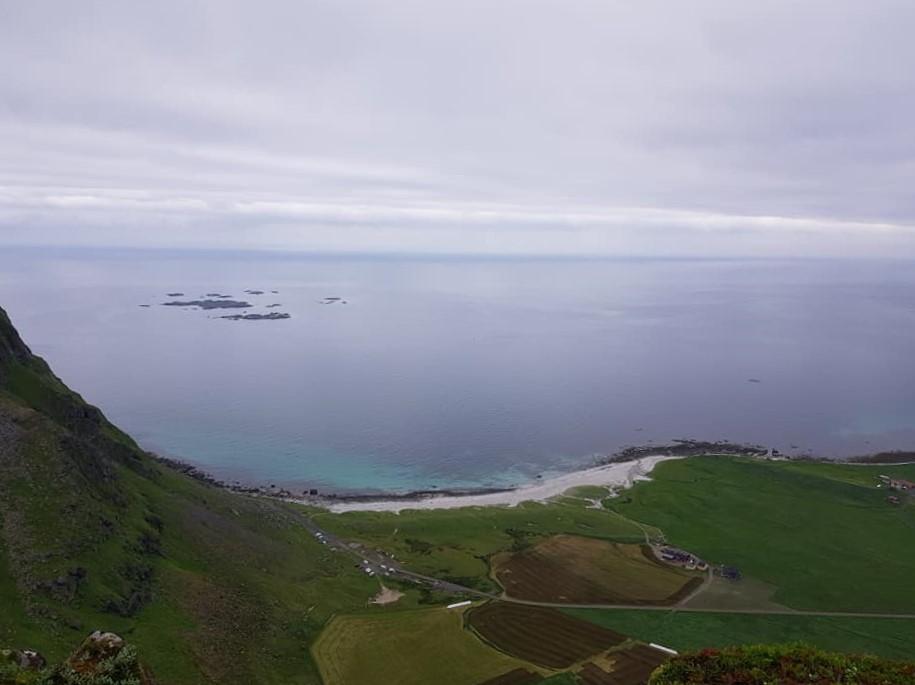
xmin=1 ymin=1 xmax=914 ymax=257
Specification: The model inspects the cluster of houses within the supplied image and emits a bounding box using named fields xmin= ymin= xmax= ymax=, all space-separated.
xmin=716 ymin=565 xmax=742 ymax=581
xmin=878 ymin=475 xmax=915 ymax=491
xmin=877 ymin=475 xmax=914 ymax=505
xmin=656 ymin=545 xmax=744 ymax=582
xmin=657 ymin=546 xmax=708 ymax=572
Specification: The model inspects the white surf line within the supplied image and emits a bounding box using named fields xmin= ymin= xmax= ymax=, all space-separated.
xmin=320 ymin=455 xmax=681 ymax=513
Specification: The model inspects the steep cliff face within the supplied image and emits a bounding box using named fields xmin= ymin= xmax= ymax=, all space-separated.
xmin=0 ymin=307 xmax=148 ymax=470
xmin=0 ymin=307 xmax=32 ymax=365
xmin=0 ymin=306 xmax=163 ymax=641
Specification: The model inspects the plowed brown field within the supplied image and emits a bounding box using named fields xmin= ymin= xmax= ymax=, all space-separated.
xmin=492 ymin=535 xmax=701 ymax=605
xmin=476 ymin=668 xmax=542 ymax=685
xmin=467 ymin=602 xmax=627 ymax=669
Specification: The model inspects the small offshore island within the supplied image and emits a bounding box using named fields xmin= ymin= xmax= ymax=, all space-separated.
xmin=162 ymin=298 xmax=252 ymax=309
xmin=152 ymin=291 xmax=292 ymax=320
xmin=220 ymin=312 xmax=291 ymax=321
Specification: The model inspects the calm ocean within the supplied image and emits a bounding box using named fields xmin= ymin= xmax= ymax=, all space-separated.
xmin=3 ymin=249 xmax=914 ymax=492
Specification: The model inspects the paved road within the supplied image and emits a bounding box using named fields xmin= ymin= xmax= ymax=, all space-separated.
xmin=294 ymin=509 xmax=915 ymax=621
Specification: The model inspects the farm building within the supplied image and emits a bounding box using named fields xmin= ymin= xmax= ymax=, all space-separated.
xmin=658 ymin=546 xmax=706 ymax=570
xmin=716 ymin=565 xmax=742 ymax=581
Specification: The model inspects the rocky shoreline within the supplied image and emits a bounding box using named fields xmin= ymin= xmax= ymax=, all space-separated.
xmin=152 ymin=453 xmax=514 ymax=501
xmin=604 ymin=439 xmax=769 ymax=463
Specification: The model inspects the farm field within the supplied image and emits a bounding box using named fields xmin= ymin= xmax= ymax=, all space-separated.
xmin=311 ymin=607 xmax=536 ymax=685
xmin=313 ymin=500 xmax=654 ymax=591
xmin=467 ymin=602 xmax=627 ymax=669
xmin=565 ymin=609 xmax=915 ymax=660
xmin=492 ymin=535 xmax=701 ymax=605
xmin=682 ymin=574 xmax=786 ymax=611
xmin=606 ymin=457 xmax=915 ymax=612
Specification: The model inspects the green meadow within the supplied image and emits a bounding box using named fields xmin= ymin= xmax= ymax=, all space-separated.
xmin=565 ymin=609 xmax=915 ymax=660
xmin=606 ymin=457 xmax=915 ymax=613
xmin=312 ymin=499 xmax=654 ymax=591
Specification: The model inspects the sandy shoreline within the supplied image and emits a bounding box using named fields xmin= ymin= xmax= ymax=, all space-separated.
xmin=318 ymin=455 xmax=680 ymax=513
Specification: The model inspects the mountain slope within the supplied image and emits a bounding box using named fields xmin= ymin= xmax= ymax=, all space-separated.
xmin=0 ymin=306 xmax=374 ymax=684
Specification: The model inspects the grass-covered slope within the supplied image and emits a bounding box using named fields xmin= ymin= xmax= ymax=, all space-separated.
xmin=0 ymin=306 xmax=375 ymax=684
xmin=607 ymin=456 xmax=915 ymax=612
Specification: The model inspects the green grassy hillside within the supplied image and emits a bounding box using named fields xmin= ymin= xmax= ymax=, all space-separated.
xmin=0 ymin=306 xmax=374 ymax=684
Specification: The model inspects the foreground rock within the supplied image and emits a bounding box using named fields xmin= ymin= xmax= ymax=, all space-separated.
xmin=2 ymin=632 xmax=155 ymax=685
xmin=2 ymin=647 xmax=46 ymax=671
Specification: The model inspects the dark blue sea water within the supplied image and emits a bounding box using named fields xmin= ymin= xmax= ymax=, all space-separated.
xmin=3 ymin=249 xmax=914 ymax=492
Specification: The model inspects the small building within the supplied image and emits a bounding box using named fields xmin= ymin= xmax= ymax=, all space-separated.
xmin=717 ymin=565 xmax=742 ymax=581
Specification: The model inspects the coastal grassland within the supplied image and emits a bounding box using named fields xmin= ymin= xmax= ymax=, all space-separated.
xmin=312 ymin=607 xmax=538 ymax=685
xmin=312 ymin=500 xmax=655 ymax=592
xmin=779 ymin=459 xmax=915 ymax=487
xmin=492 ymin=535 xmax=701 ymax=604
xmin=565 ymin=609 xmax=915 ymax=661
xmin=606 ymin=456 xmax=915 ymax=612
xmin=565 ymin=485 xmax=612 ymax=500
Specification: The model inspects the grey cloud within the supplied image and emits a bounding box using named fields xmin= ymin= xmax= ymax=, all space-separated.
xmin=0 ymin=0 xmax=914 ymax=256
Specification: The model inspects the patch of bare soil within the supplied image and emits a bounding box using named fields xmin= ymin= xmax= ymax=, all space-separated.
xmin=681 ymin=575 xmax=787 ymax=611
xmin=370 ymin=584 xmax=404 ymax=605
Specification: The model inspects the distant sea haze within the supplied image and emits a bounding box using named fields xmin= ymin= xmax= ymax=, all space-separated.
xmin=3 ymin=249 xmax=914 ymax=493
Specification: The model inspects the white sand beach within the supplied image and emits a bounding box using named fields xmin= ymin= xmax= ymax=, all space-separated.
xmin=322 ymin=455 xmax=680 ymax=513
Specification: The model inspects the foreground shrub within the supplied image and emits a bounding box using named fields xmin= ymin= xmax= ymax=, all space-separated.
xmin=1 ymin=633 xmax=153 ymax=685
xmin=650 ymin=643 xmax=915 ymax=685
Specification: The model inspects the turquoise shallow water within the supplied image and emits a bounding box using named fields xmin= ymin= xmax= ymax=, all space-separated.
xmin=3 ymin=249 xmax=915 ymax=493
